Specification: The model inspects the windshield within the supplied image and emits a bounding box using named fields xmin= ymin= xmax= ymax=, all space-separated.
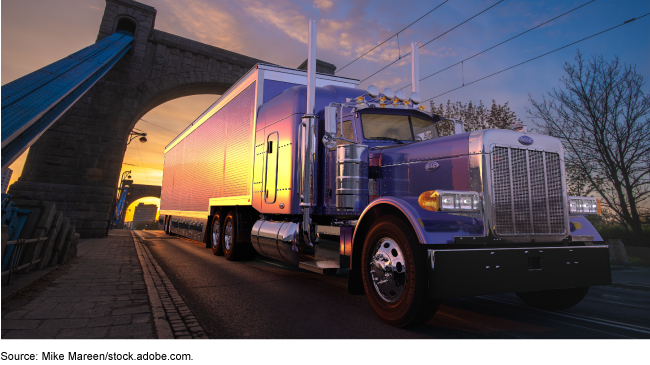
xmin=360 ymin=113 xmax=438 ymax=142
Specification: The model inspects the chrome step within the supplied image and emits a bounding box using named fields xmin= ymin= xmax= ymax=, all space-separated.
xmin=299 ymin=260 xmax=346 ymax=275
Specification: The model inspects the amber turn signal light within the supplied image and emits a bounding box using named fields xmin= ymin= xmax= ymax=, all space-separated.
xmin=418 ymin=190 xmax=439 ymax=211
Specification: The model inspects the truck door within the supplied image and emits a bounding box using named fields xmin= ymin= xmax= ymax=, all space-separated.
xmin=264 ymin=132 xmax=279 ymax=204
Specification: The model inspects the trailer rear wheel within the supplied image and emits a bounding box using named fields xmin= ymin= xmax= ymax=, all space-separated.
xmin=211 ymin=213 xmax=224 ymax=256
xmin=222 ymin=211 xmax=256 ymax=261
xmin=516 ymin=287 xmax=590 ymax=311
xmin=361 ymin=215 xmax=439 ymax=327
xmin=164 ymin=216 xmax=171 ymax=235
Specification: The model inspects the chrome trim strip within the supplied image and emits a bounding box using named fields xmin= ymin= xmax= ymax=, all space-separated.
xmin=526 ymin=150 xmax=535 ymax=234
xmin=469 ymin=154 xmax=483 ymax=193
xmin=507 ymin=147 xmax=516 ymax=233
xmin=542 ymin=152 xmax=551 ymax=233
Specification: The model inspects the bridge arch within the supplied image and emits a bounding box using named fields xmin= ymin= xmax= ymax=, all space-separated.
xmin=9 ymin=0 xmax=265 ymax=237
xmin=130 ymin=77 xmax=231 ymax=127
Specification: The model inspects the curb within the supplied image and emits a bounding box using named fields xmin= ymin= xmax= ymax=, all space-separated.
xmin=131 ymin=231 xmax=208 ymax=339
xmin=132 ymin=231 xmax=175 ymax=339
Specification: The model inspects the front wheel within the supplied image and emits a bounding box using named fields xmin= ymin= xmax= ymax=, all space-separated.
xmin=516 ymin=287 xmax=590 ymax=311
xmin=361 ymin=215 xmax=439 ymax=327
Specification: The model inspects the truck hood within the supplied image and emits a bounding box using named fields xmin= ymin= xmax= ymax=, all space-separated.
xmin=376 ymin=133 xmax=471 ymax=166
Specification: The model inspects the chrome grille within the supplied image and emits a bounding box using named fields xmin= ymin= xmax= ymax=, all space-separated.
xmin=491 ymin=146 xmax=566 ymax=236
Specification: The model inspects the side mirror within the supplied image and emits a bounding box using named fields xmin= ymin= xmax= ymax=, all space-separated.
xmin=324 ymin=105 xmax=338 ymax=135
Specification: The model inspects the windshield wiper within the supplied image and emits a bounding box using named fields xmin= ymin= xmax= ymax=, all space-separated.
xmin=371 ymin=137 xmax=407 ymax=144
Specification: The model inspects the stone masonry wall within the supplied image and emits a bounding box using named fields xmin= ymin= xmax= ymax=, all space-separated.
xmin=10 ymin=0 xmax=264 ymax=237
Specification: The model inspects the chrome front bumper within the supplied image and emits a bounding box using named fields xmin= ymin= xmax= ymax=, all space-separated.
xmin=428 ymin=246 xmax=611 ymax=299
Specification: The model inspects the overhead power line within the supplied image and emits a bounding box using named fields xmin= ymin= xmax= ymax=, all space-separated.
xmin=336 ymin=0 xmax=449 ymax=74
xmin=139 ymin=118 xmax=181 ymax=135
xmin=422 ymin=13 xmax=650 ymax=104
xmin=398 ymin=0 xmax=596 ymax=90
xmin=123 ymin=162 xmax=163 ymax=171
xmin=361 ymin=0 xmax=504 ymax=83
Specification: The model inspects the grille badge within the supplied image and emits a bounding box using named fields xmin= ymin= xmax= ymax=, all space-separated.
xmin=518 ymin=135 xmax=534 ymax=145
xmin=425 ymin=161 xmax=440 ymax=172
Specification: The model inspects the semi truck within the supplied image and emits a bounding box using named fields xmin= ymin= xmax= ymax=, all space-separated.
xmin=158 ymin=21 xmax=611 ymax=327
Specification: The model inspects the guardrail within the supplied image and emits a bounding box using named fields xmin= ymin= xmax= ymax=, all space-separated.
xmin=1 ymin=237 xmax=48 ymax=284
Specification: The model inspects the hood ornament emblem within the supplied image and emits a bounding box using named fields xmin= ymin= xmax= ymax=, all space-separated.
xmin=518 ymin=135 xmax=533 ymax=145
xmin=425 ymin=161 xmax=440 ymax=172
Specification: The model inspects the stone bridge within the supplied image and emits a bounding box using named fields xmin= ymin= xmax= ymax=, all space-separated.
xmin=9 ymin=0 xmax=266 ymax=237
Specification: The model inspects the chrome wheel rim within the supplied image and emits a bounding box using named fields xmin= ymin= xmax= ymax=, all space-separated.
xmin=369 ymin=237 xmax=406 ymax=303
xmin=224 ymin=220 xmax=233 ymax=252
xmin=212 ymin=220 xmax=220 ymax=248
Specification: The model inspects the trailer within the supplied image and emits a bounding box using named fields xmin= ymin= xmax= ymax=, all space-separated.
xmin=159 ymin=21 xmax=611 ymax=327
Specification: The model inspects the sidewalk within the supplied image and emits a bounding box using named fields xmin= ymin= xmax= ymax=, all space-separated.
xmin=1 ymin=230 xmax=155 ymax=339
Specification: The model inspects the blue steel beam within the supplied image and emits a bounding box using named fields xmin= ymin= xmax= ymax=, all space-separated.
xmin=1 ymin=31 xmax=134 ymax=170
xmin=113 ymin=186 xmax=129 ymax=224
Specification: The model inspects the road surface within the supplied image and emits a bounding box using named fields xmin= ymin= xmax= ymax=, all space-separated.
xmin=138 ymin=230 xmax=650 ymax=339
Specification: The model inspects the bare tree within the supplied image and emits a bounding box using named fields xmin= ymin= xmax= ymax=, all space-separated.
xmin=528 ymin=52 xmax=650 ymax=244
xmin=430 ymin=99 xmax=520 ymax=136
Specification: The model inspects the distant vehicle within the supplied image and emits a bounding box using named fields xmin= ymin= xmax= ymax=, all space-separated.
xmin=159 ymin=21 xmax=610 ymax=327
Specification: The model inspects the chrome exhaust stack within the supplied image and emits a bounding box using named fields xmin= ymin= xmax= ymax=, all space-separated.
xmin=300 ymin=19 xmax=317 ymax=248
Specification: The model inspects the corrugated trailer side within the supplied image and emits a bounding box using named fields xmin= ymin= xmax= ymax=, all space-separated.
xmin=159 ymin=63 xmax=359 ymax=239
xmin=160 ymin=80 xmax=258 ymax=219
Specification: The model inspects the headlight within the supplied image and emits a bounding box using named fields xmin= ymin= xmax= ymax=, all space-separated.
xmin=568 ymin=196 xmax=601 ymax=214
xmin=418 ymin=190 xmax=480 ymax=212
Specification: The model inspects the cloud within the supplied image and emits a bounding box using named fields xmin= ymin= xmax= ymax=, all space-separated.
xmin=420 ymin=46 xmax=457 ymax=58
xmin=161 ymin=0 xmax=240 ymax=51
xmin=314 ymin=0 xmax=334 ymax=11
xmin=245 ymin=0 xmax=310 ymax=44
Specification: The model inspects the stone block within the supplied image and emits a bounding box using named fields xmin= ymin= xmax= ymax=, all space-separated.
xmin=48 ymin=217 xmax=70 ymax=267
xmin=58 ymin=225 xmax=76 ymax=265
xmin=36 ymin=212 xmax=62 ymax=269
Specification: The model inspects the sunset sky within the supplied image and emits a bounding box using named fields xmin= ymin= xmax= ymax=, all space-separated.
xmin=2 ymin=0 xmax=649 ymax=190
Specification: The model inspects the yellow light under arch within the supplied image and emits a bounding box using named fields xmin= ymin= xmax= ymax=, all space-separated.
xmin=124 ymin=197 xmax=160 ymax=222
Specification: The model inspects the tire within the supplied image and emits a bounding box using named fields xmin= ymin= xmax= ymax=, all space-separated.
xmin=361 ymin=215 xmax=440 ymax=327
xmin=210 ymin=213 xmax=224 ymax=256
xmin=222 ymin=211 xmax=256 ymax=261
xmin=516 ymin=287 xmax=590 ymax=311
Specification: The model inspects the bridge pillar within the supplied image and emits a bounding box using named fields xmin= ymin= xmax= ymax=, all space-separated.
xmin=9 ymin=0 xmax=262 ymax=237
